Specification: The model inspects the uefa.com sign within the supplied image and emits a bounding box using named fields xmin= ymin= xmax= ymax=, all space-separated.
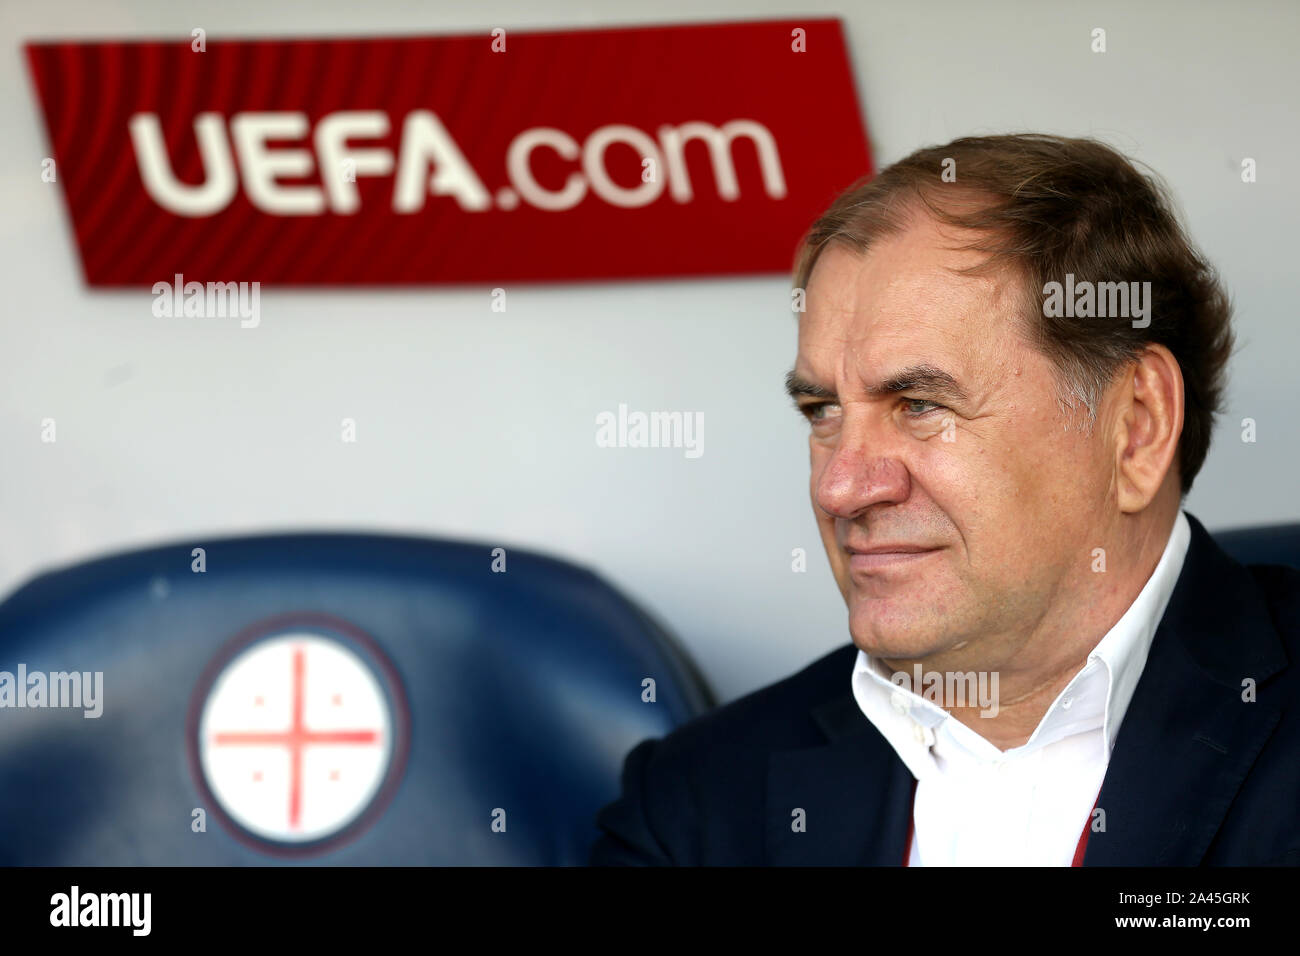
xmin=25 ymin=20 xmax=871 ymax=286
xmin=125 ymin=113 xmax=791 ymax=216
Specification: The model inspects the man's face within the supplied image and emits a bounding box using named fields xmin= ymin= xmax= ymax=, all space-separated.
xmin=793 ymin=215 xmax=1115 ymax=665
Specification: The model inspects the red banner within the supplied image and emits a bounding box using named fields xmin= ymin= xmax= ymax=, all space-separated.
xmin=26 ymin=21 xmax=872 ymax=286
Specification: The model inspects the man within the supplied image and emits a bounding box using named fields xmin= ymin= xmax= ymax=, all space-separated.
xmin=589 ymin=133 xmax=1300 ymax=866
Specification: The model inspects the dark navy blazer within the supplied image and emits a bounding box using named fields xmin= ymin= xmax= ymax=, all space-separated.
xmin=590 ymin=512 xmax=1300 ymax=865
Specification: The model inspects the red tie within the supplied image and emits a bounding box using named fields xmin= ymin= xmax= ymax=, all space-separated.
xmin=902 ymin=780 xmax=1101 ymax=866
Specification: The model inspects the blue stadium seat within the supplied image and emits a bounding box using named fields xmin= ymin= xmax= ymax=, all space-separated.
xmin=5 ymin=520 xmax=1289 ymax=866
xmin=1212 ymin=522 xmax=1300 ymax=570
xmin=0 ymin=534 xmax=713 ymax=864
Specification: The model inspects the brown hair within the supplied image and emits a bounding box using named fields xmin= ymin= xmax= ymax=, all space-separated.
xmin=793 ymin=133 xmax=1234 ymax=495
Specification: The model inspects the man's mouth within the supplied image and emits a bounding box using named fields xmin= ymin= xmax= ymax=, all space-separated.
xmin=845 ymin=544 xmax=941 ymax=572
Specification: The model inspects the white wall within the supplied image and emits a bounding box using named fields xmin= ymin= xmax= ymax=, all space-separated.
xmin=2 ymin=0 xmax=1296 ymax=703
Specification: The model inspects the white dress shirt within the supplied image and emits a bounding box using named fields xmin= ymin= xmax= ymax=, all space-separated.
xmin=851 ymin=511 xmax=1191 ymax=866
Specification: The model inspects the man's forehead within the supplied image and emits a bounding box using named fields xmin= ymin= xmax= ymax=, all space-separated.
xmin=797 ymin=234 xmax=1022 ymax=386
xmin=804 ymin=231 xmax=1006 ymax=323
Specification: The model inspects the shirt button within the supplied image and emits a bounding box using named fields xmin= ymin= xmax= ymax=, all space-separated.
xmin=1061 ymin=696 xmax=1074 ymax=710
xmin=912 ymin=724 xmax=935 ymax=747
xmin=890 ymin=692 xmax=910 ymax=715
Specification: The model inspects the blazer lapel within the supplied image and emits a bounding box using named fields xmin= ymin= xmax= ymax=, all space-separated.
xmin=1084 ymin=513 xmax=1287 ymax=864
xmin=765 ymin=693 xmax=915 ymax=865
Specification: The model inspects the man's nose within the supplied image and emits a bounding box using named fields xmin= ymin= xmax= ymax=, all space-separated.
xmin=814 ymin=435 xmax=911 ymax=520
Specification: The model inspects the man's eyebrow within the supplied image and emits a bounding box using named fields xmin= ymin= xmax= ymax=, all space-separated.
xmin=784 ymin=365 xmax=969 ymax=404
xmin=868 ymin=364 xmax=969 ymax=404
xmin=784 ymin=370 xmax=835 ymax=401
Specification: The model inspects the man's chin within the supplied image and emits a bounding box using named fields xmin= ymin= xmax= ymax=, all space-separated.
xmin=846 ymin=599 xmax=946 ymax=661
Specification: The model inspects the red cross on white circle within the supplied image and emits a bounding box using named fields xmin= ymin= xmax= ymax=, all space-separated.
xmin=198 ymin=633 xmax=392 ymax=843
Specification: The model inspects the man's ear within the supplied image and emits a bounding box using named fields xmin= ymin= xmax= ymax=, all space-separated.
xmin=1114 ymin=344 xmax=1184 ymax=513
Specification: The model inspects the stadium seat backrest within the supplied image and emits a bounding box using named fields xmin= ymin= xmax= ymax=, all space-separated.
xmin=0 ymin=534 xmax=713 ymax=864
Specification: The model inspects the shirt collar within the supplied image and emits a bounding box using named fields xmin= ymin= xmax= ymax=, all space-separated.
xmin=1088 ymin=509 xmax=1190 ymax=751
xmin=851 ymin=510 xmax=1191 ymax=764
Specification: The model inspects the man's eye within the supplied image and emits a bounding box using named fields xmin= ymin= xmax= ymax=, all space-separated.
xmin=902 ymin=398 xmax=945 ymax=416
xmin=802 ymin=402 xmax=838 ymax=421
